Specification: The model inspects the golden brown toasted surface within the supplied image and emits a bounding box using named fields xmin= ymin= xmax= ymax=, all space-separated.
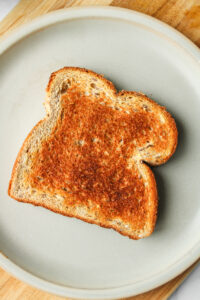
xmin=8 ymin=67 xmax=178 ymax=239
xmin=29 ymin=86 xmax=168 ymax=227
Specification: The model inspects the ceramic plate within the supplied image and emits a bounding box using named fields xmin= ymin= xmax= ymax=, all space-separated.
xmin=0 ymin=6 xmax=200 ymax=299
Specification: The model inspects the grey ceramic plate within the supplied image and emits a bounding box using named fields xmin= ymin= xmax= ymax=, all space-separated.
xmin=0 ymin=6 xmax=200 ymax=299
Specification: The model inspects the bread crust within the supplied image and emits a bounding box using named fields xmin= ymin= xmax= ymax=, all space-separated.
xmin=8 ymin=67 xmax=177 ymax=239
xmin=8 ymin=120 xmax=43 ymax=196
xmin=8 ymin=165 xmax=157 ymax=240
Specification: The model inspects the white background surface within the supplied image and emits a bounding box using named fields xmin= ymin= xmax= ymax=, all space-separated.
xmin=0 ymin=1 xmax=199 ymax=299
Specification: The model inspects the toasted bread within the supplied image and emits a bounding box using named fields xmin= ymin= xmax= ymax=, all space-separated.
xmin=8 ymin=67 xmax=177 ymax=239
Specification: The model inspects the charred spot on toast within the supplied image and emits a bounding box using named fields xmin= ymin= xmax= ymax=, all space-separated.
xmin=29 ymin=86 xmax=169 ymax=227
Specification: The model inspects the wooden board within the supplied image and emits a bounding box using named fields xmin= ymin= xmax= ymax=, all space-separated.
xmin=0 ymin=0 xmax=199 ymax=299
xmin=1 ymin=0 xmax=200 ymax=46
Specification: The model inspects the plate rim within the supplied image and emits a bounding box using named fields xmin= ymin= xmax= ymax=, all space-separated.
xmin=0 ymin=6 xmax=200 ymax=299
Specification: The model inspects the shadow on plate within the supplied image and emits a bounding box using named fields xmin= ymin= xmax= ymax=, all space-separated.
xmin=153 ymin=113 xmax=186 ymax=231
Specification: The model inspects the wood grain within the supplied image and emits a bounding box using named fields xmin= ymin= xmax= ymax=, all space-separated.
xmin=0 ymin=0 xmax=199 ymax=299
xmin=0 ymin=260 xmax=199 ymax=300
xmin=0 ymin=0 xmax=200 ymax=46
xmin=112 ymin=0 xmax=200 ymax=46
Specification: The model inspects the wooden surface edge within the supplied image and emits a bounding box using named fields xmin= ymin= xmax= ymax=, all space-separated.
xmin=0 ymin=0 xmax=200 ymax=299
xmin=0 ymin=259 xmax=199 ymax=300
xmin=129 ymin=259 xmax=200 ymax=300
xmin=0 ymin=0 xmax=200 ymax=46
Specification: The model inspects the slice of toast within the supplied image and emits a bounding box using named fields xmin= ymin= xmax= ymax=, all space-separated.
xmin=8 ymin=67 xmax=177 ymax=239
